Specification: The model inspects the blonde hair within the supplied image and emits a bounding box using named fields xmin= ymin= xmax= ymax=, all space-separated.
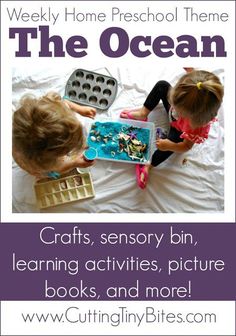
xmin=169 ymin=70 xmax=224 ymax=128
xmin=13 ymin=92 xmax=84 ymax=170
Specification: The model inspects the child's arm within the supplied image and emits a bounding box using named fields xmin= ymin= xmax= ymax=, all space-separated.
xmin=13 ymin=149 xmax=94 ymax=177
xmin=54 ymin=154 xmax=95 ymax=174
xmin=64 ymin=99 xmax=96 ymax=119
xmin=156 ymin=138 xmax=194 ymax=153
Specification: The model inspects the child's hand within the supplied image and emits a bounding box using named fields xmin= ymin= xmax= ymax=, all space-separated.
xmin=156 ymin=139 xmax=193 ymax=153
xmin=65 ymin=99 xmax=96 ymax=119
xmin=183 ymin=67 xmax=194 ymax=73
xmin=73 ymin=153 xmax=95 ymax=168
xmin=156 ymin=139 xmax=173 ymax=151
xmin=78 ymin=106 xmax=96 ymax=119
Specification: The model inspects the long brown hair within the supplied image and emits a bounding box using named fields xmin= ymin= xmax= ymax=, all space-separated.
xmin=169 ymin=70 xmax=224 ymax=128
xmin=13 ymin=92 xmax=84 ymax=170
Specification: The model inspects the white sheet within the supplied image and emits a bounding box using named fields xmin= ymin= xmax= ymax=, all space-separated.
xmin=12 ymin=65 xmax=224 ymax=213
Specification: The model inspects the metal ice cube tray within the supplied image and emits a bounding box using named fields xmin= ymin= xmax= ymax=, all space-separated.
xmin=34 ymin=169 xmax=95 ymax=209
xmin=65 ymin=69 xmax=118 ymax=111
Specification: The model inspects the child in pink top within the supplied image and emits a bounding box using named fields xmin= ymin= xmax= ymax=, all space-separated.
xmin=120 ymin=70 xmax=224 ymax=189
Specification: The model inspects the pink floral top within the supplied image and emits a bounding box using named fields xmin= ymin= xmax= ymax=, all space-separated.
xmin=170 ymin=108 xmax=216 ymax=144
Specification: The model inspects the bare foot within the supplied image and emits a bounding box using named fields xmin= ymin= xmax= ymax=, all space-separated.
xmin=120 ymin=106 xmax=150 ymax=121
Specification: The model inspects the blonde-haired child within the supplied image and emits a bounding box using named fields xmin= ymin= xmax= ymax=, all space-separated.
xmin=13 ymin=92 xmax=96 ymax=178
xmin=120 ymin=70 xmax=224 ymax=189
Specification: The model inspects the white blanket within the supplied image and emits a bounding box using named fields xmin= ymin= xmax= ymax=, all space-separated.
xmin=12 ymin=65 xmax=224 ymax=213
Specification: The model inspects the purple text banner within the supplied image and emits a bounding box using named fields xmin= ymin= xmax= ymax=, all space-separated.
xmin=0 ymin=223 xmax=235 ymax=300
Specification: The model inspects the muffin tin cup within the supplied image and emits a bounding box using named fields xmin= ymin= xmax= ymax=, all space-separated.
xmin=65 ymin=69 xmax=118 ymax=111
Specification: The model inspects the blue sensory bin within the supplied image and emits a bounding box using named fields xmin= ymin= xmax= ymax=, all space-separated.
xmin=86 ymin=118 xmax=155 ymax=164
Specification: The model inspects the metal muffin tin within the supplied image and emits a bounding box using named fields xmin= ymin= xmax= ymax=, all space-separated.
xmin=65 ymin=69 xmax=118 ymax=111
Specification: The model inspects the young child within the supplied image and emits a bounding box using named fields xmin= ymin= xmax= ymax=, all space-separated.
xmin=120 ymin=70 xmax=224 ymax=189
xmin=13 ymin=92 xmax=96 ymax=178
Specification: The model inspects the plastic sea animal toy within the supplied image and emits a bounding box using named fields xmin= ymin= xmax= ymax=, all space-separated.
xmin=127 ymin=130 xmax=137 ymax=140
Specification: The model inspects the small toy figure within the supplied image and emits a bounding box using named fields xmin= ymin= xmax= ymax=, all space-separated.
xmin=74 ymin=176 xmax=83 ymax=186
xmin=182 ymin=158 xmax=188 ymax=167
xmin=156 ymin=127 xmax=167 ymax=139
